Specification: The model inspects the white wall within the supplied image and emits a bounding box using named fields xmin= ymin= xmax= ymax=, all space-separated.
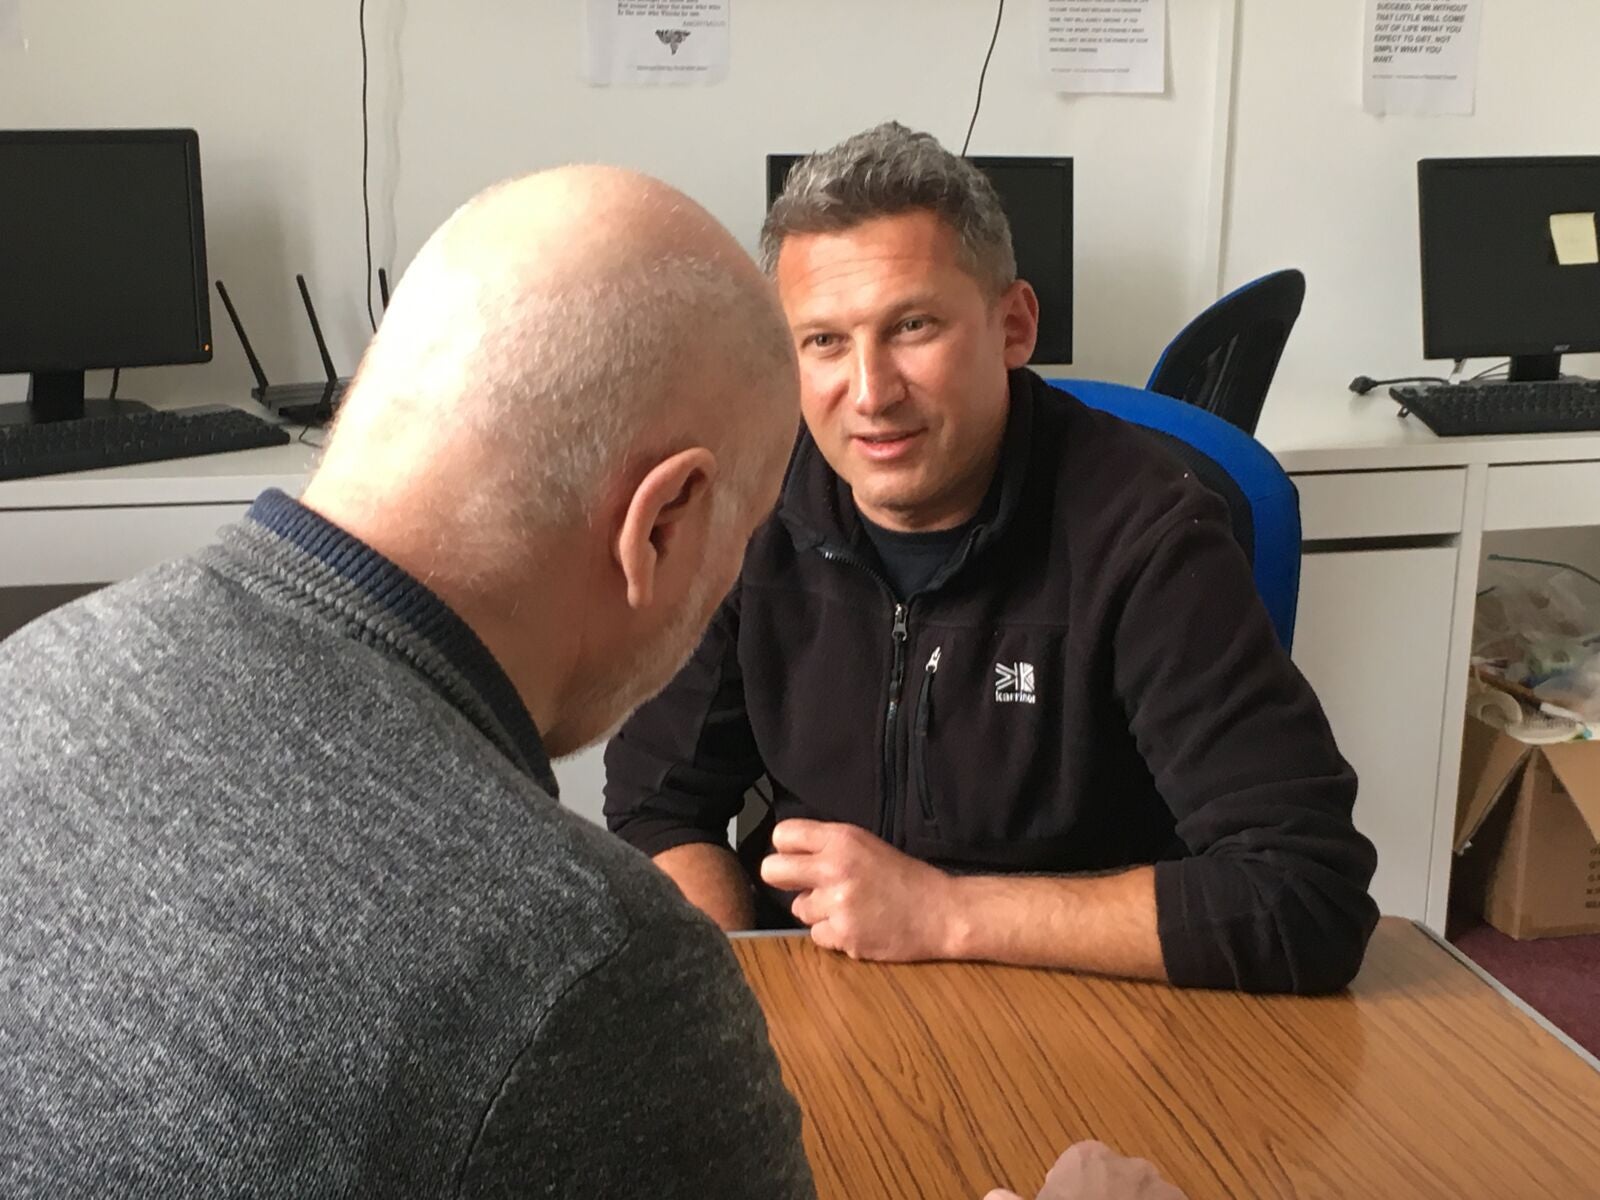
xmin=1224 ymin=0 xmax=1600 ymax=403
xmin=1 ymin=1 xmax=382 ymax=406
xmin=1 ymin=0 xmax=1234 ymax=408
xmin=390 ymin=0 xmax=1233 ymax=384
xmin=554 ymin=744 xmax=609 ymax=827
xmin=5 ymin=1 xmax=1599 ymax=406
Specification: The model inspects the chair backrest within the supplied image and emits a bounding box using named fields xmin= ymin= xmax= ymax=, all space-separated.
xmin=1046 ymin=377 xmax=1301 ymax=649
xmin=1146 ymin=269 xmax=1306 ymax=435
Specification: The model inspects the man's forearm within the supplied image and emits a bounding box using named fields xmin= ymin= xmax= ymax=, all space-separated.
xmin=653 ymin=842 xmax=757 ymax=931
xmin=941 ymin=866 xmax=1167 ymax=982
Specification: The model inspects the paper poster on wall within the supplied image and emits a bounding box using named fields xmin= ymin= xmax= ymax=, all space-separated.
xmin=0 ymin=0 xmax=26 ymax=52
xmin=1040 ymin=0 xmax=1166 ymax=95
xmin=1363 ymin=0 xmax=1483 ymax=116
xmin=584 ymin=0 xmax=729 ymax=87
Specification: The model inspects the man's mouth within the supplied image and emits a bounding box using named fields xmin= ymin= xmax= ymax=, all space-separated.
xmin=852 ymin=430 xmax=922 ymax=460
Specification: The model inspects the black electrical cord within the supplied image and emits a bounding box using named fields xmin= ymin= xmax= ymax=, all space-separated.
xmin=1488 ymin=553 xmax=1600 ymax=594
xmin=360 ymin=0 xmax=376 ymax=333
xmin=1347 ymin=373 xmax=1447 ymax=395
xmin=108 ymin=368 xmax=120 ymax=401
xmin=1350 ymin=359 xmax=1511 ymax=395
xmin=961 ymin=0 xmax=1005 ymax=156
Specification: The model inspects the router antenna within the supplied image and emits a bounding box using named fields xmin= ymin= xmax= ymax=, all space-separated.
xmin=214 ymin=280 xmax=270 ymax=396
xmin=295 ymin=274 xmax=339 ymax=384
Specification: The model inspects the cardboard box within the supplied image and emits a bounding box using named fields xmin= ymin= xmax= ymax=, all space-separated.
xmin=1454 ymin=717 xmax=1600 ymax=939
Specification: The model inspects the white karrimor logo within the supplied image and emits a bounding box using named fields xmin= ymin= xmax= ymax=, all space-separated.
xmin=994 ymin=661 xmax=1036 ymax=704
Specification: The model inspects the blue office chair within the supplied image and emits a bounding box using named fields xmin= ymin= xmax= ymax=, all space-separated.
xmin=1147 ymin=269 xmax=1306 ymax=435
xmin=1045 ymin=377 xmax=1301 ymax=649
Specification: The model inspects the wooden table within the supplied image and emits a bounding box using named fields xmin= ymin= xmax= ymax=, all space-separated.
xmin=731 ymin=919 xmax=1600 ymax=1199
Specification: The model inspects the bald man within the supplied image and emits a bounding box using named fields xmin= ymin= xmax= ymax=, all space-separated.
xmin=0 ymin=168 xmax=813 ymax=1198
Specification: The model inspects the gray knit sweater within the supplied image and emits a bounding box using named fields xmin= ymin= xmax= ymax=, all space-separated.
xmin=0 ymin=490 xmax=814 ymax=1199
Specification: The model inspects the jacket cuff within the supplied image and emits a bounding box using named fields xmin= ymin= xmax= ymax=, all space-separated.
xmin=1153 ymin=858 xmax=1224 ymax=988
xmin=611 ymin=818 xmax=733 ymax=862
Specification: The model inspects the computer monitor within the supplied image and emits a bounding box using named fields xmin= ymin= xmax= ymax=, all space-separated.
xmin=1418 ymin=157 xmax=1600 ymax=382
xmin=765 ymin=154 xmax=1074 ymax=363
xmin=0 ymin=128 xmax=212 ymax=425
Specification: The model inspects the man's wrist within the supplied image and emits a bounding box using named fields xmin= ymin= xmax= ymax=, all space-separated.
xmin=653 ymin=842 xmax=755 ymax=931
xmin=937 ymin=872 xmax=979 ymax=960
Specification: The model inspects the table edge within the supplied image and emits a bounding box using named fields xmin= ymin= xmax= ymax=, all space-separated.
xmin=1414 ymin=920 xmax=1600 ymax=1074
xmin=728 ymin=920 xmax=1600 ymax=1076
xmin=726 ymin=929 xmax=810 ymax=940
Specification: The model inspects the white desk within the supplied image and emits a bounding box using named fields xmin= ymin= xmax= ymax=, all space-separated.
xmin=1259 ymin=391 xmax=1600 ymax=472
xmin=5 ymin=392 xmax=1598 ymax=925
xmin=0 ymin=439 xmax=321 ymax=588
xmin=1261 ymin=391 xmax=1600 ymax=928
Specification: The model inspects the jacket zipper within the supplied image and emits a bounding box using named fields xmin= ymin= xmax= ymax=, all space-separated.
xmin=816 ymin=545 xmax=915 ymax=846
xmin=882 ymin=603 xmax=909 ymax=843
xmin=912 ymin=646 xmax=941 ymax=829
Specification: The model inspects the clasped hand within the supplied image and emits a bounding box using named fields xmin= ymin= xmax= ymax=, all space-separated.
xmin=759 ymin=819 xmax=959 ymax=961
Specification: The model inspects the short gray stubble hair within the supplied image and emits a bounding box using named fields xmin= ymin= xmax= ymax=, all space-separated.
xmin=759 ymin=122 xmax=1017 ymax=294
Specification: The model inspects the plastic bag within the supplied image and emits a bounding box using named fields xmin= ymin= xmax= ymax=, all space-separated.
xmin=1473 ymin=555 xmax=1600 ymax=725
xmin=1534 ymin=650 xmax=1600 ymax=725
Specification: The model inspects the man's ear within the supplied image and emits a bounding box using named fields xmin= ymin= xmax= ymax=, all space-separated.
xmin=615 ymin=447 xmax=718 ymax=611
xmin=998 ymin=279 xmax=1040 ymax=369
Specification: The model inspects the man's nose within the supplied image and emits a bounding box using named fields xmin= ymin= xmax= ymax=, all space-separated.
xmin=852 ymin=342 xmax=904 ymax=417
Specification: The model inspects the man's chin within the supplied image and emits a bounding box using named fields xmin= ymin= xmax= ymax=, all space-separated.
xmin=543 ymin=704 xmax=632 ymax=762
xmin=544 ymin=657 xmax=695 ymax=761
xmin=543 ymin=583 xmax=711 ymax=762
xmin=853 ymin=486 xmax=931 ymax=526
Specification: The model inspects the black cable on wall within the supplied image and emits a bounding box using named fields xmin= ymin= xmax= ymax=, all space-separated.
xmin=961 ymin=0 xmax=1006 ymax=156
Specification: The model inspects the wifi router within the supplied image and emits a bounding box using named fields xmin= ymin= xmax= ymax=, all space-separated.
xmin=215 ymin=272 xmax=377 ymax=425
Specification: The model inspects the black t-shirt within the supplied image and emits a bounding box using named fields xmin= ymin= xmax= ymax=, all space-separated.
xmin=858 ymin=516 xmax=972 ymax=600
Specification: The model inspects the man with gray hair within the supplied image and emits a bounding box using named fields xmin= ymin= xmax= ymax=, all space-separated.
xmin=606 ymin=123 xmax=1379 ymax=995
xmin=0 ymin=166 xmax=814 ymax=1197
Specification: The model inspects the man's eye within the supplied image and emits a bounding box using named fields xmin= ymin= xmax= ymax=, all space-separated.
xmin=806 ymin=333 xmax=839 ymax=350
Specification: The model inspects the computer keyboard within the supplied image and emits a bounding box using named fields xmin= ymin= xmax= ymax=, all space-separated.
xmin=1390 ymin=379 xmax=1600 ymax=436
xmin=0 ymin=406 xmax=291 ymax=482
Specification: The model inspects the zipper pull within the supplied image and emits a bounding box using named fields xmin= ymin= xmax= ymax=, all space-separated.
xmin=916 ymin=645 xmax=942 ymax=736
xmin=892 ymin=603 xmax=908 ymax=642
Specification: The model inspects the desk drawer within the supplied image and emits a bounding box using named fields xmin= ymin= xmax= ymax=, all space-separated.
xmin=1485 ymin=462 xmax=1600 ymax=531
xmin=0 ymin=504 xmax=247 ymax=587
xmin=1295 ymin=469 xmax=1465 ymax=541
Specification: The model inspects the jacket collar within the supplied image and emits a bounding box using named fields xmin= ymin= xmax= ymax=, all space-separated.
xmin=227 ymin=490 xmax=560 ymax=797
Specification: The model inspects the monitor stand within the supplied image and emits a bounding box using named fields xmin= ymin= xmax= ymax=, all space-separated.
xmin=1507 ymin=354 xmax=1561 ymax=383
xmin=0 ymin=370 xmax=151 ymax=428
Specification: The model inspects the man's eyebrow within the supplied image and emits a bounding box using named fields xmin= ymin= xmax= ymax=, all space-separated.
xmin=789 ymin=294 xmax=946 ymax=333
xmin=883 ymin=293 xmax=943 ymax=314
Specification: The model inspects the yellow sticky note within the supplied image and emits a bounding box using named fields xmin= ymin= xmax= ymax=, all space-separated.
xmin=1549 ymin=212 xmax=1599 ymax=266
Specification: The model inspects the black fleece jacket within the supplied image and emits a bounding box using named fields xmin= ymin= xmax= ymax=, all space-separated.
xmin=606 ymin=370 xmax=1378 ymax=994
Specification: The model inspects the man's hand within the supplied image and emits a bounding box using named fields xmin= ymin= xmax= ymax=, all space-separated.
xmin=759 ymin=819 xmax=957 ymax=961
xmin=982 ymin=1140 xmax=1188 ymax=1200
xmin=761 ymin=823 xmax=1166 ymax=981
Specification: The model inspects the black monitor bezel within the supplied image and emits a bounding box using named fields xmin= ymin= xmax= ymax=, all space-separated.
xmin=0 ymin=127 xmax=213 ymax=374
xmin=1418 ymin=155 xmax=1600 ymax=363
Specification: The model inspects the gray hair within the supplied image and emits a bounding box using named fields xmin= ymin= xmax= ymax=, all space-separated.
xmin=759 ymin=122 xmax=1017 ymax=293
